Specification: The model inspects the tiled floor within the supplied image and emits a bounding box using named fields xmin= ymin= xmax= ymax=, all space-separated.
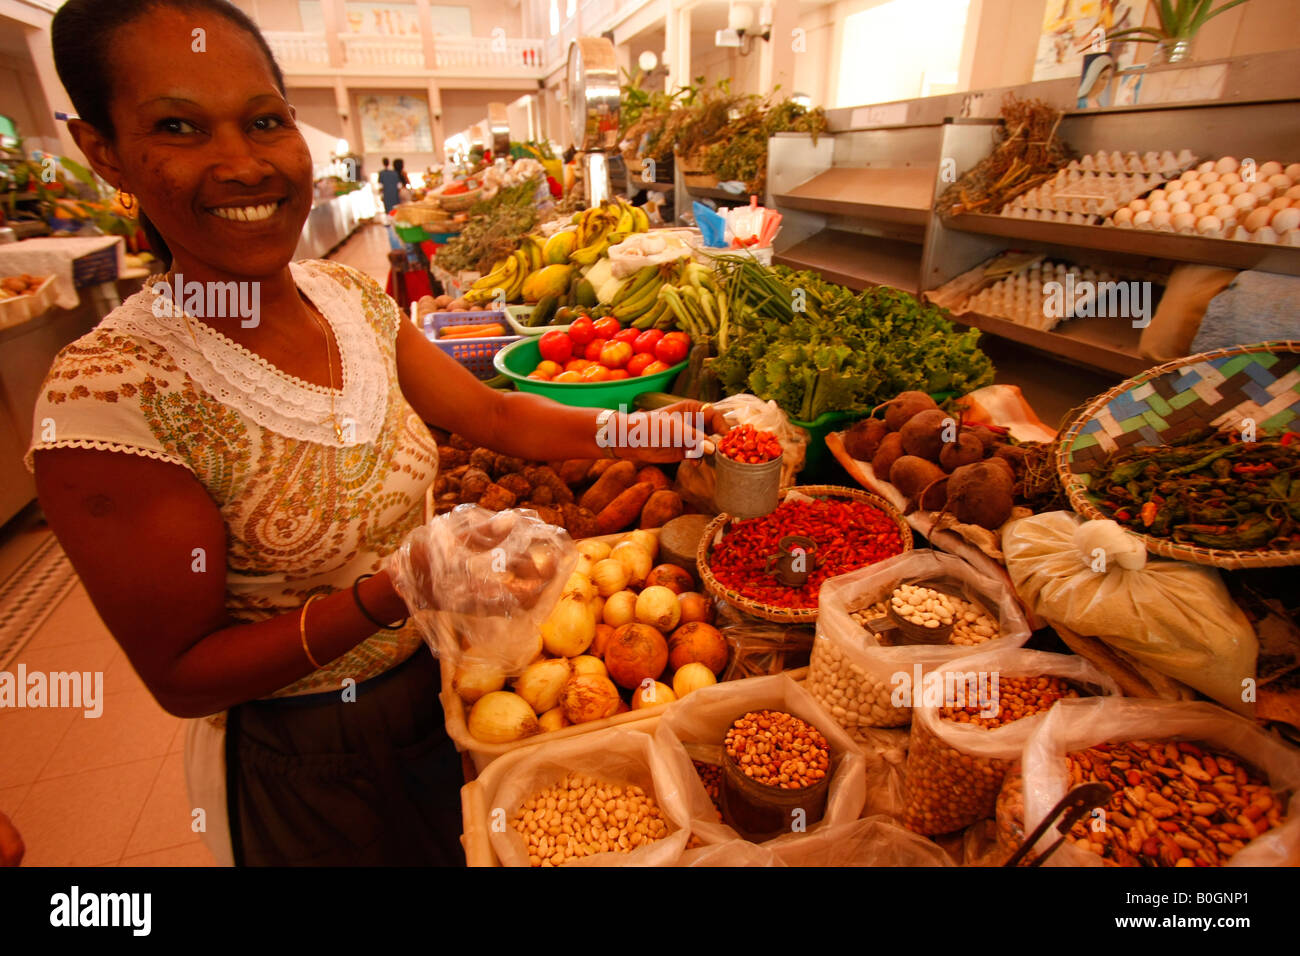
xmin=0 ymin=226 xmax=394 ymax=867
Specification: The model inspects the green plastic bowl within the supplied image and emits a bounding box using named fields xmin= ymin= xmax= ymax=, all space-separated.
xmin=493 ymin=337 xmax=688 ymax=409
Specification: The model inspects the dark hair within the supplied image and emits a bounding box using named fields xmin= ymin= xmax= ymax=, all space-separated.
xmin=51 ymin=0 xmax=288 ymax=268
xmin=383 ymin=157 xmax=390 ymax=166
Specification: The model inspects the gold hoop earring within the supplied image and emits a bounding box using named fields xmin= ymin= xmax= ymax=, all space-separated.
xmin=117 ymin=190 xmax=136 ymax=213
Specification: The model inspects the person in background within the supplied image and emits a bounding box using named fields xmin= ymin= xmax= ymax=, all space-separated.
xmin=377 ymin=156 xmax=401 ymax=213
xmin=393 ymin=157 xmax=410 ymax=188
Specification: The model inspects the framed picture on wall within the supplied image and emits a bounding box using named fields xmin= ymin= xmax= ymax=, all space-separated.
xmin=358 ymin=93 xmax=434 ymax=152
xmin=1033 ymin=0 xmax=1150 ymax=82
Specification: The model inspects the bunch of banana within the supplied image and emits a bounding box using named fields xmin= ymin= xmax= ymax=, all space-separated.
xmin=609 ymin=264 xmax=667 ymax=323
xmin=652 ymin=262 xmax=729 ymax=346
xmin=464 ymin=248 xmax=529 ymax=304
xmin=566 ymin=199 xmax=649 ymax=267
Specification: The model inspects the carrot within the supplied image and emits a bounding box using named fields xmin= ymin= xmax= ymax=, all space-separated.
xmin=439 ymin=323 xmax=506 ymax=339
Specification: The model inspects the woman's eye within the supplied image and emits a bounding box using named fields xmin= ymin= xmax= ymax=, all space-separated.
xmin=157 ymin=118 xmax=198 ymax=135
xmin=253 ymin=115 xmax=288 ymax=131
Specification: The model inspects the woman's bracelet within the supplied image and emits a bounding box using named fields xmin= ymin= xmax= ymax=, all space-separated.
xmin=299 ymin=594 xmax=325 ymax=669
xmin=353 ymin=573 xmax=410 ymax=631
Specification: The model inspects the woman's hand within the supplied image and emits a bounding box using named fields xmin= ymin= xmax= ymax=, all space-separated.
xmin=609 ymin=400 xmax=731 ymax=464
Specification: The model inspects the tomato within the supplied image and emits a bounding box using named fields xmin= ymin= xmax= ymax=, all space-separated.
xmin=613 ymin=328 xmax=639 ymax=346
xmin=593 ymin=316 xmax=621 ymax=339
xmin=568 ymin=317 xmax=595 ymax=347
xmin=626 ymin=353 xmax=656 ymax=377
xmin=553 ymin=370 xmax=583 ymax=383
xmin=580 ymin=364 xmax=610 ymax=383
xmin=537 ymin=330 xmax=572 ymax=364
xmin=599 ymin=341 xmax=634 ymax=369
xmin=605 ymin=369 xmax=630 ymax=380
xmin=654 ymin=331 xmax=690 ymax=366
xmin=584 ymin=337 xmax=609 ymax=361
xmin=633 ymin=329 xmax=664 ymax=355
xmin=527 ymin=371 xmax=551 ymax=381
xmin=564 ymin=358 xmax=591 ymax=373
xmin=534 ymin=360 xmax=563 ymax=379
xmin=642 ymin=360 xmax=671 ymax=375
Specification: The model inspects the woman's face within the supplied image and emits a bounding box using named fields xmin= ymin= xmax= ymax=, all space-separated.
xmin=101 ymin=9 xmax=312 ymax=279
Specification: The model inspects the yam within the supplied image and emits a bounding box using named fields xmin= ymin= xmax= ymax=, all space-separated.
xmin=558 ymin=459 xmax=596 ymax=486
xmin=478 ymin=482 xmax=517 ymax=511
xmin=634 ymin=466 xmax=672 ymax=492
xmin=899 ymin=408 xmax=953 ymax=463
xmin=448 ymin=433 xmax=475 ymax=451
xmin=871 ymin=432 xmax=905 ymax=480
xmin=939 ymin=431 xmax=985 ymax=471
xmin=579 ymin=459 xmax=636 ymax=514
xmin=492 ymin=454 xmax=527 ymax=478
xmin=532 ymin=505 xmax=562 ymax=526
xmin=524 ymin=465 xmax=573 ymax=504
xmin=640 ymin=489 xmax=684 ymax=529
xmin=882 ymin=391 xmax=938 ymax=432
xmin=560 ymin=503 xmax=599 ymax=539
xmin=496 ymin=473 xmax=532 ymax=499
xmin=459 ymin=467 xmax=492 ymax=501
xmin=595 ymin=482 xmax=656 ymax=535
xmin=843 ymin=417 xmax=889 ymax=462
xmin=437 ymin=446 xmax=469 ymax=469
xmin=468 ymin=447 xmax=496 ymax=473
xmin=890 ymin=455 xmax=946 ymax=500
xmin=946 ymin=461 xmax=1014 ymax=530
xmin=529 ymin=485 xmax=554 ymax=506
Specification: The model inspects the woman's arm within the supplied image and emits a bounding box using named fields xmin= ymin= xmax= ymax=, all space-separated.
xmin=395 ymin=317 xmax=722 ymax=461
xmin=34 ymin=448 xmax=408 ymax=718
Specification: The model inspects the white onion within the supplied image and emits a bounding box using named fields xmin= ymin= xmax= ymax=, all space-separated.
xmin=610 ymin=541 xmax=653 ymax=587
xmin=468 ymin=691 xmax=539 ymax=743
xmin=563 ymin=571 xmax=597 ymax=603
xmin=602 ymin=589 xmax=638 ymax=627
xmin=576 ymin=539 xmax=612 ymax=562
xmin=620 ymin=529 xmax=659 ymax=562
xmin=514 ymin=657 xmax=573 ymax=713
xmin=452 ymin=660 xmax=507 ymax=703
xmin=540 ymin=595 xmax=596 ymax=657
xmin=571 ymin=655 xmax=607 ymax=678
xmin=672 ymin=662 xmax=717 ymax=698
xmin=631 ymin=680 xmax=676 ymax=710
xmin=538 ymin=706 xmax=570 ymax=732
xmin=591 ymin=558 xmax=630 ymax=596
xmin=635 ymin=585 xmax=681 ymax=631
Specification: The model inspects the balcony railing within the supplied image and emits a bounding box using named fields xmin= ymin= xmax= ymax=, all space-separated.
xmin=433 ymin=36 xmax=546 ymax=72
xmin=264 ymin=31 xmax=330 ymax=68
xmin=342 ymin=35 xmax=425 ymax=69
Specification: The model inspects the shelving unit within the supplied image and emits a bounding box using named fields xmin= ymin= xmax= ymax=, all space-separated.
xmin=772 ymin=165 xmax=936 ymax=226
xmin=953 ymin=310 xmax=1150 ymax=378
xmin=773 ymin=228 xmax=921 ymax=293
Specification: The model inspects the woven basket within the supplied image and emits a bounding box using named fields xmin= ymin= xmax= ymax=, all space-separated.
xmin=1057 ymin=341 xmax=1300 ymax=569
xmin=696 ymin=485 xmax=914 ymax=624
xmin=434 ymin=188 xmax=482 ymax=212
xmin=394 ymin=202 xmax=454 ymax=226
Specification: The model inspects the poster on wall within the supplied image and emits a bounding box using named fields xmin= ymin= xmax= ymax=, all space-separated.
xmin=343 ymin=2 xmax=422 ymax=35
xmin=1032 ymin=0 xmax=1150 ymax=82
xmin=358 ymin=94 xmax=434 ymax=152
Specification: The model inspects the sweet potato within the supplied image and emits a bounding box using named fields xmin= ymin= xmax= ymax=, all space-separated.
xmin=595 ymin=481 xmax=655 ymax=535
xmin=579 ymin=459 xmax=636 ymax=514
xmin=634 ymin=466 xmax=671 ymax=492
xmin=529 ymin=485 xmax=554 ymax=506
xmin=558 ymin=459 xmax=596 ymax=486
xmin=531 ymin=505 xmax=562 ymax=526
xmin=587 ymin=459 xmax=619 ymax=481
xmin=639 ymin=489 xmax=684 ymax=529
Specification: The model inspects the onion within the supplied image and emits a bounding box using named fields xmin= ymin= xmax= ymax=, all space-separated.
xmin=591 ymin=558 xmax=630 ymax=596
xmin=646 ymin=563 xmax=694 ymax=594
xmin=571 ymin=655 xmax=607 ymax=678
xmin=468 ymin=691 xmax=539 ymax=743
xmin=540 ymin=595 xmax=596 ymax=657
xmin=561 ymin=674 xmax=621 ymax=723
xmin=563 ymin=571 xmax=596 ymax=603
xmin=677 ymin=591 xmax=713 ymax=624
xmin=589 ymin=594 xmax=604 ymax=626
xmin=635 ymin=585 xmax=681 ymax=631
xmin=514 ymin=657 xmax=572 ymax=713
xmin=605 ymin=623 xmax=669 ymax=690
xmin=538 ymin=706 xmax=570 ymax=733
xmin=672 ymin=662 xmax=717 ymax=698
xmin=631 ymin=680 xmax=676 ymax=710
xmin=591 ymin=623 xmax=615 ymax=658
xmin=602 ymin=589 xmax=638 ymax=627
xmin=668 ymin=621 xmax=729 ymax=674
xmin=620 ymin=529 xmax=659 ymax=561
xmin=452 ymin=660 xmax=507 ymax=703
xmin=576 ymin=539 xmax=612 ymax=562
xmin=610 ymin=541 xmax=652 ymax=587
xmin=574 ymin=554 xmax=596 ymax=579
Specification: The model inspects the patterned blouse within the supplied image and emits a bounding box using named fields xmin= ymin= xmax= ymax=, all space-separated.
xmin=25 ymin=259 xmax=438 ymax=698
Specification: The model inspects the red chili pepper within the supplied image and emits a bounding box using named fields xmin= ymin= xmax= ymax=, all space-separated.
xmin=1232 ymin=462 xmax=1276 ymax=475
xmin=1282 ymin=432 xmax=1297 ymax=447
xmin=1114 ymin=509 xmax=1132 ymax=522
xmin=1140 ymin=501 xmax=1158 ymax=527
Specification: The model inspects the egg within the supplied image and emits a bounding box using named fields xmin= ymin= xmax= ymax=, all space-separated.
xmin=1253 ymin=226 xmax=1278 ymax=244
xmin=1244 ymin=206 xmax=1274 ymax=231
xmin=1148 ymin=188 xmax=1167 ymax=201
xmin=1230 ymin=225 xmax=1251 ymax=241
xmin=1197 ymin=161 xmax=1216 ymax=174
xmin=1204 ymin=181 xmax=1228 ymax=196
xmin=1151 ymin=210 xmax=1173 ymax=229
xmin=1112 ymin=207 xmax=1134 ymax=226
xmin=1231 ymin=192 xmax=1259 ymax=212
xmin=1268 ymin=174 xmax=1294 ymax=190
xmin=1249 ymin=182 xmax=1276 ymax=200
xmin=1268 ymin=196 xmax=1292 ymax=212
xmin=1148 ymin=198 xmax=1170 ymax=213
xmin=1133 ymin=210 xmax=1154 ymax=228
xmin=1219 ymin=172 xmax=1241 ymax=186
xmin=1227 ymin=182 xmax=1251 ymax=197
xmin=1258 ymin=161 xmax=1284 ymax=178
xmin=1179 ymin=170 xmax=1198 ymax=183
xmin=1130 ymin=198 xmax=1148 ymax=213
xmin=1171 ymin=212 xmax=1197 ymax=233
xmin=1285 ymin=164 xmax=1300 ymax=180
xmin=1214 ymin=156 xmax=1239 ymax=174
xmin=1212 ymin=202 xmax=1236 ymax=219
xmin=1192 ymin=201 xmax=1215 ymax=218
xmin=1196 ymin=215 xmax=1222 ymax=236
xmin=1199 ymin=171 xmax=1221 ymax=184
xmin=1271 ymin=208 xmax=1300 ymax=233
xmin=1286 ymin=186 xmax=1300 ymax=201
xmin=1170 ymin=200 xmax=1193 ymax=214
xmin=1167 ymin=189 xmax=1188 ymax=203
xmin=1184 ymin=181 xmax=1206 ymax=197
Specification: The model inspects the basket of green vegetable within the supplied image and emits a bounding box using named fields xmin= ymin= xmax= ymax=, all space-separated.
xmin=1057 ymin=341 xmax=1300 ymax=569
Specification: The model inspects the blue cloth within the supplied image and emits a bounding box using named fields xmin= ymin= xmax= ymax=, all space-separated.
xmin=378 ymin=168 xmax=401 ymax=212
xmin=1190 ymin=271 xmax=1300 ymax=354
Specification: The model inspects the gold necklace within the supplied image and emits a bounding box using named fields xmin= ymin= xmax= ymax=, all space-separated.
xmin=303 ymin=296 xmax=344 ymax=443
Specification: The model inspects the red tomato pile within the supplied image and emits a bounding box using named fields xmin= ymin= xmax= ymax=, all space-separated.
xmin=529 ymin=317 xmax=691 ymax=384
xmin=717 ymin=424 xmax=783 ymax=464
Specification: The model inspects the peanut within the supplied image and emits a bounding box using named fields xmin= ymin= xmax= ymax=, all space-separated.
xmin=509 ymin=772 xmax=670 ymax=866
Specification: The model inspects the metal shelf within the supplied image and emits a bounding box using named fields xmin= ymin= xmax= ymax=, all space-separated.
xmin=951 ymin=308 xmax=1151 ymax=378
xmin=773 ymin=166 xmax=936 ymax=226
xmin=773 ymin=228 xmax=922 ymax=294
xmin=684 ymin=184 xmax=753 ymax=203
xmin=945 ymin=213 xmax=1300 ymax=276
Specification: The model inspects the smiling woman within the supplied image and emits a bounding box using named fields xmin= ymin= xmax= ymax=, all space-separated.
xmin=27 ymin=0 xmax=722 ymax=869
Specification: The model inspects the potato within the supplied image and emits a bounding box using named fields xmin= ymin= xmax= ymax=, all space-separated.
xmin=578 ymin=460 xmax=636 ymax=514
xmin=640 ymin=489 xmax=684 ymax=529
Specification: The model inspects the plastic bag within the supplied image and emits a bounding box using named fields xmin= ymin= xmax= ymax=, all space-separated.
xmin=721 ymin=624 xmax=815 ymax=681
xmin=653 ymin=674 xmax=867 ymax=847
xmin=901 ymin=648 xmax=1119 ymax=835
xmin=1008 ymin=697 xmax=1300 ymax=867
xmin=675 ymin=394 xmax=809 ymax=510
xmin=809 ymin=549 xmax=1033 ymax=731
xmin=1002 ymin=511 xmax=1258 ymax=713
xmin=386 ymin=505 xmax=576 ymax=676
xmin=769 ymin=816 xmax=957 ymax=866
xmin=605 ymin=229 xmax=696 ymax=278
xmin=678 ymin=839 xmax=785 ymax=866
xmin=485 ymin=728 xmax=693 ymax=867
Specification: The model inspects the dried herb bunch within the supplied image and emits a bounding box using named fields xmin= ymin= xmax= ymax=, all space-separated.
xmin=936 ymin=94 xmax=1074 ymax=216
xmin=436 ymin=180 xmax=540 ymax=275
xmin=700 ymin=97 xmax=829 ymax=195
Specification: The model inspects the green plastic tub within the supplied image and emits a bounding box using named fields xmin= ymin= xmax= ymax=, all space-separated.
xmin=791 ymin=391 xmax=957 ymax=481
xmin=493 ymin=337 xmax=688 ymax=409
